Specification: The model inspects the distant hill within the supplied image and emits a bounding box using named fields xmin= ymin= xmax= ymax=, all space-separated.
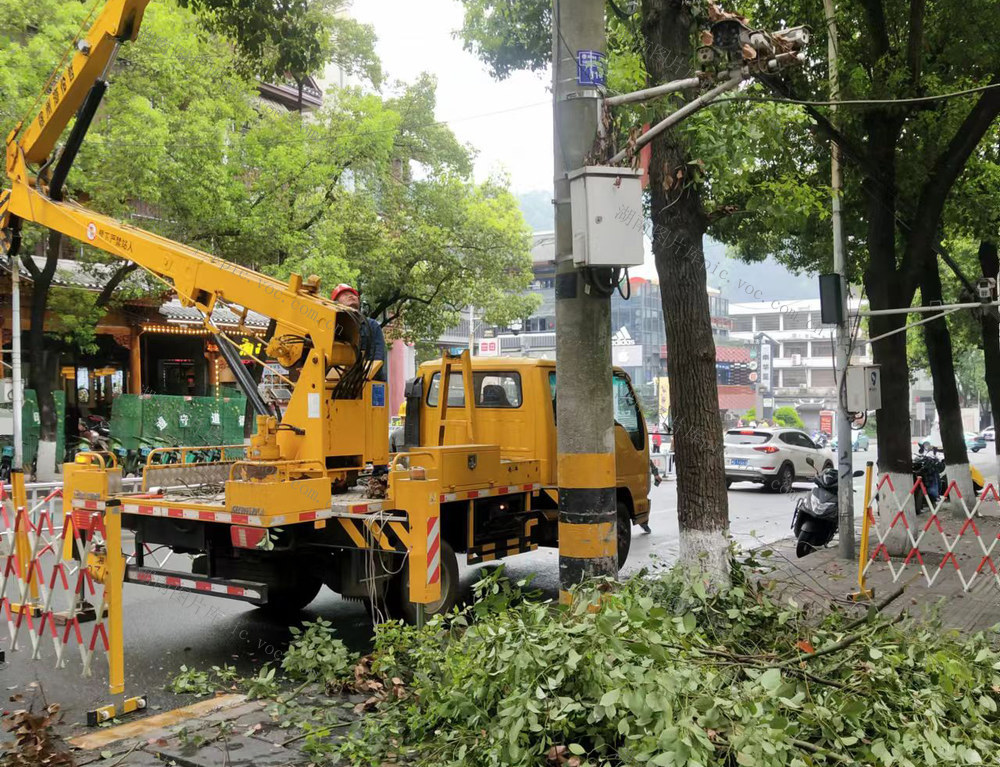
xmin=704 ymin=238 xmax=818 ymax=301
xmin=517 ymin=190 xmax=553 ymax=233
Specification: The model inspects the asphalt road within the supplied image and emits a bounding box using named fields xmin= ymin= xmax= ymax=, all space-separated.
xmin=3 ymin=443 xmax=995 ymax=731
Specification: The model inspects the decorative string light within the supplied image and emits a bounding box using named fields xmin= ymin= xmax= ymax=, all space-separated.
xmin=141 ymin=324 xmax=266 ymax=336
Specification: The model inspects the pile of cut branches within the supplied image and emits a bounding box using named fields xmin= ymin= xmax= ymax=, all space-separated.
xmin=332 ymin=565 xmax=1000 ymax=767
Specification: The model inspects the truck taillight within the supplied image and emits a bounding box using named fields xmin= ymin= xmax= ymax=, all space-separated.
xmin=231 ymin=526 xmax=267 ymax=550
xmin=753 ymin=445 xmax=779 ymax=453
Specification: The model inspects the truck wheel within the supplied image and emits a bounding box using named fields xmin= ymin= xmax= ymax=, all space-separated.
xmin=617 ymin=502 xmax=632 ymax=570
xmin=391 ymin=540 xmax=459 ymax=624
xmin=259 ymin=571 xmax=323 ymax=616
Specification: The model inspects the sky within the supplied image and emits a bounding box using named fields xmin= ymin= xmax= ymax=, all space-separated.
xmin=348 ymin=1 xmax=818 ymax=294
xmin=349 ymin=0 xmax=554 ymax=194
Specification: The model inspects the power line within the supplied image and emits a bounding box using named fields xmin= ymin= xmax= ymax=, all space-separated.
xmin=713 ymin=81 xmax=1000 ymax=109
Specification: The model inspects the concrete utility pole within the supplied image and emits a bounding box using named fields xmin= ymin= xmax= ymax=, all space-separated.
xmin=553 ymin=0 xmax=618 ymax=601
xmin=824 ymin=0 xmax=854 ymax=559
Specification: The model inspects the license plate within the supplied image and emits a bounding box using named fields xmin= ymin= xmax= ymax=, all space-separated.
xmin=728 ymin=458 xmax=748 ymax=467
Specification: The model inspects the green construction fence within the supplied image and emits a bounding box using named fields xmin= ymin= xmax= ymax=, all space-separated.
xmin=110 ymin=393 xmax=248 ymax=450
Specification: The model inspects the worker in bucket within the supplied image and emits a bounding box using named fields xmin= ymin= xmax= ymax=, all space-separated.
xmin=331 ymin=283 xmax=387 ymax=382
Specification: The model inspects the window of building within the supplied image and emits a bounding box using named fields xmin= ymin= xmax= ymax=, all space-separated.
xmin=809 ymin=311 xmax=824 ymax=328
xmin=756 ymin=314 xmax=780 ymax=331
xmin=732 ymin=316 xmax=753 ymax=332
xmin=781 ymin=368 xmax=807 ymax=387
xmin=784 ymin=311 xmax=809 ymax=330
xmin=782 ymin=341 xmax=809 ymax=358
xmin=811 ymin=368 xmax=836 ymax=388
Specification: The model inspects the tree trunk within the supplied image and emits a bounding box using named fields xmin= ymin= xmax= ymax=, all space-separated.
xmin=860 ymin=116 xmax=915 ymax=553
xmin=642 ymin=0 xmax=728 ymax=582
xmin=28 ymin=285 xmax=56 ymax=441
xmin=920 ymin=256 xmax=973 ymax=505
xmin=979 ymin=241 xmax=1000 ymax=481
xmin=22 ymin=235 xmax=61 ymax=479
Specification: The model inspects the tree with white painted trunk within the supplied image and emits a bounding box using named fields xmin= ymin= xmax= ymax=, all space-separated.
xmin=639 ymin=0 xmax=729 ymax=580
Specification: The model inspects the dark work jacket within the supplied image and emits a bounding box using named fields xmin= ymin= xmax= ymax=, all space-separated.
xmin=361 ymin=317 xmax=387 ymax=382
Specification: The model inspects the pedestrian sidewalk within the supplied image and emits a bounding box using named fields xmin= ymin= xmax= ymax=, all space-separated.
xmin=67 ymin=686 xmax=360 ymax=767
xmin=758 ymin=498 xmax=1000 ymax=636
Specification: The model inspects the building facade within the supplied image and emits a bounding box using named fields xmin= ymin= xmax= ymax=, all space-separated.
xmin=728 ymin=298 xmax=873 ymax=428
xmin=438 ymin=232 xmax=753 ymax=425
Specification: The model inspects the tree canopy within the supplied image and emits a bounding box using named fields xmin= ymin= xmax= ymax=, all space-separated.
xmin=1 ymin=0 xmax=535 ymax=346
xmin=179 ymin=0 xmax=382 ymax=94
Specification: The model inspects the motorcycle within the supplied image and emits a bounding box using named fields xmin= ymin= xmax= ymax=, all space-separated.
xmin=792 ymin=457 xmax=865 ymax=558
xmin=0 ymin=445 xmax=12 ymax=483
xmin=912 ymin=443 xmax=945 ymax=514
xmin=912 ymin=442 xmax=984 ymax=513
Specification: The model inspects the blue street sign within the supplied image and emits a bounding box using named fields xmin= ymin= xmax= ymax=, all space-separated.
xmin=577 ymin=50 xmax=605 ymax=86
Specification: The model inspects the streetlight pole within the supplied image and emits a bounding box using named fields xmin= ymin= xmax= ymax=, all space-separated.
xmin=824 ymin=0 xmax=854 ymax=559
xmin=468 ymin=305 xmax=475 ymax=355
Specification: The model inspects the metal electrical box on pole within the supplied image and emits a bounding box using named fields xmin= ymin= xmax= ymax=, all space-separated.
xmin=568 ymin=166 xmax=644 ymax=267
xmin=553 ymin=0 xmax=618 ymax=601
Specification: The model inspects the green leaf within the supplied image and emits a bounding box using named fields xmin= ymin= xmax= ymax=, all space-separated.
xmin=569 ymin=744 xmax=586 ymax=755
xmin=600 ymin=689 xmax=620 ymax=707
xmin=759 ymin=667 xmax=782 ymax=693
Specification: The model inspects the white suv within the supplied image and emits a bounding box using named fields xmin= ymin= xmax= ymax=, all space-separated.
xmin=725 ymin=428 xmax=833 ymax=492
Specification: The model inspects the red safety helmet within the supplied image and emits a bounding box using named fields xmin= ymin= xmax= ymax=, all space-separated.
xmin=330 ymin=283 xmax=359 ymax=301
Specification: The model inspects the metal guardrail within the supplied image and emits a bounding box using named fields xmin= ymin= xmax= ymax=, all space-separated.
xmin=1 ymin=476 xmax=143 ymax=513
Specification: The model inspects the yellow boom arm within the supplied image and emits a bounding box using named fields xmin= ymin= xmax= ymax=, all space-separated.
xmin=0 ymin=0 xmax=387 ymax=479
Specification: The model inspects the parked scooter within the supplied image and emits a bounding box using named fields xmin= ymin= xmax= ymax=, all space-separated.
xmin=0 ymin=445 xmax=12 ymax=482
xmin=792 ymin=457 xmax=865 ymax=558
xmin=912 ymin=442 xmax=945 ymax=514
xmin=912 ymin=441 xmax=984 ymax=513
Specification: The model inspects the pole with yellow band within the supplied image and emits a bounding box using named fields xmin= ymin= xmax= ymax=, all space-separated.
xmin=86 ymin=500 xmax=146 ymax=725
xmin=851 ymin=461 xmax=875 ymax=601
xmin=557 ymin=452 xmax=618 ymax=605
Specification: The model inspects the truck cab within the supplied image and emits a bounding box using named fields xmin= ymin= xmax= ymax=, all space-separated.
xmin=404 ymin=357 xmax=651 ymax=559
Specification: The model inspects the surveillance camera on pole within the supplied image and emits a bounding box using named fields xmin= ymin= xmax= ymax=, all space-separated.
xmin=605 ymin=19 xmax=810 ymax=166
